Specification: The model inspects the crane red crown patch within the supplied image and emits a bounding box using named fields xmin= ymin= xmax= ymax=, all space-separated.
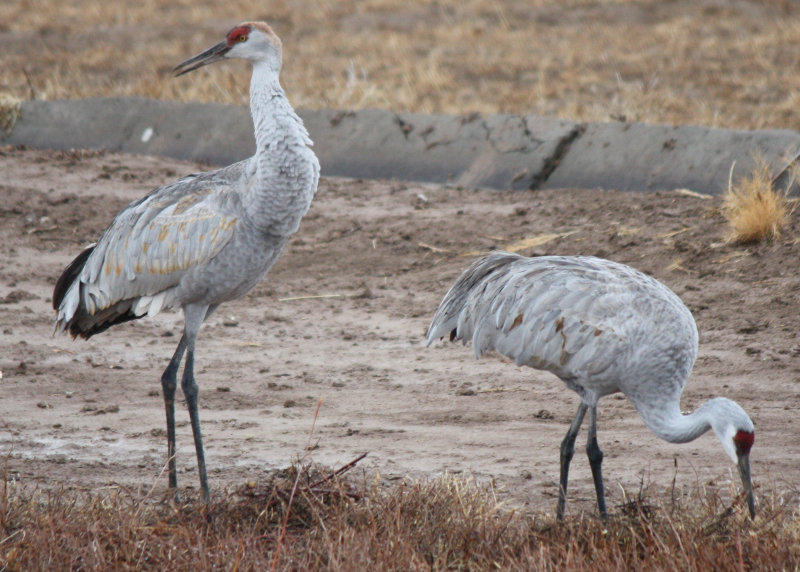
xmin=734 ymin=430 xmax=754 ymax=456
xmin=226 ymin=26 xmax=251 ymax=46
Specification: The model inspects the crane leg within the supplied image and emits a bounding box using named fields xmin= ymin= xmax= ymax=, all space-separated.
xmin=181 ymin=345 xmax=209 ymax=502
xmin=557 ymin=402 xmax=588 ymax=520
xmin=586 ymin=406 xmax=607 ymax=519
xmin=181 ymin=304 xmax=212 ymax=503
xmin=161 ymin=335 xmax=187 ymax=492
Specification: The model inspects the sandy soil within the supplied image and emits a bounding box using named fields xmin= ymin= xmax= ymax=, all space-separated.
xmin=1 ymin=146 xmax=798 ymax=516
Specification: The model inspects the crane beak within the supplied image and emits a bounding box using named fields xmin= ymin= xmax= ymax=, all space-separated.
xmin=174 ymin=41 xmax=231 ymax=77
xmin=737 ymin=453 xmax=755 ymax=519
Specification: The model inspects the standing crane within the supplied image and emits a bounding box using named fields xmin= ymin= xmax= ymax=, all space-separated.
xmin=53 ymin=21 xmax=320 ymax=502
xmin=427 ymin=251 xmax=755 ymax=519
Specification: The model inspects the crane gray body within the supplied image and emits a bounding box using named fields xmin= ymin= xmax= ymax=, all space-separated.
xmin=428 ymin=252 xmax=698 ymax=426
xmin=55 ymin=135 xmax=317 ymax=337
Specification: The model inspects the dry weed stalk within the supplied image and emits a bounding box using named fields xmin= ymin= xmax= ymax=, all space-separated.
xmin=270 ymin=398 xmax=323 ymax=571
xmin=722 ymin=159 xmax=794 ymax=244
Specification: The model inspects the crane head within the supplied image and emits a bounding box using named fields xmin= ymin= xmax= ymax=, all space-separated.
xmin=174 ymin=21 xmax=282 ymax=77
xmin=712 ymin=400 xmax=755 ymax=519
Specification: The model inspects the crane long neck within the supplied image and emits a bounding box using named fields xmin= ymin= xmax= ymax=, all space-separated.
xmin=244 ymin=60 xmax=317 ymax=236
xmin=248 ymin=61 xmax=311 ymax=157
xmin=636 ymin=401 xmax=715 ymax=444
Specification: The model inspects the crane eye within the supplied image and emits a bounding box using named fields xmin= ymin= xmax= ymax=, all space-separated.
xmin=238 ymin=34 xmax=247 ymax=42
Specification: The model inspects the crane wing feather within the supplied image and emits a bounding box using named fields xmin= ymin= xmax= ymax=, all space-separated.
xmin=60 ymin=165 xmax=246 ymax=326
xmin=427 ymin=251 xmax=690 ymax=385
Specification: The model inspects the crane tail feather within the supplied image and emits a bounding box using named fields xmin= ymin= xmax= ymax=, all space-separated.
xmin=53 ymin=244 xmax=144 ymax=339
xmin=53 ymin=245 xmax=95 ymax=311
xmin=427 ymin=251 xmax=521 ymax=347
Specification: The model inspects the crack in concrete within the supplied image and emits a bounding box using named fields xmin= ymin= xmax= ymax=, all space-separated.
xmin=393 ymin=113 xmax=444 ymax=149
xmin=528 ymin=123 xmax=586 ymax=190
xmin=391 ymin=112 xmax=538 ymax=157
xmin=483 ymin=117 xmax=537 ymax=155
xmin=394 ymin=114 xmax=414 ymax=140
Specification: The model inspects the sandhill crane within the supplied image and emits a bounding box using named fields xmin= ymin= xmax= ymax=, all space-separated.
xmin=52 ymin=21 xmax=320 ymax=502
xmin=427 ymin=251 xmax=755 ymax=519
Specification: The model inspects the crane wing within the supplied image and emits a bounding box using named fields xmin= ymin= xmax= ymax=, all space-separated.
xmin=428 ymin=252 xmax=662 ymax=383
xmin=55 ymin=165 xmax=245 ymax=334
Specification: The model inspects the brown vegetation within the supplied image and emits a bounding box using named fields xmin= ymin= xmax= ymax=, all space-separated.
xmin=2 ymin=0 xmax=800 ymax=129
xmin=722 ymin=159 xmax=795 ymax=243
xmin=2 ymin=461 xmax=799 ymax=571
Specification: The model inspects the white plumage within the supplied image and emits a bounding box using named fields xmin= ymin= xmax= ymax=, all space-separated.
xmin=53 ymin=21 xmax=319 ymax=501
xmin=427 ymin=251 xmax=755 ymax=519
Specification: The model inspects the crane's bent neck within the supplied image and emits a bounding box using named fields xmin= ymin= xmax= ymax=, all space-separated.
xmin=641 ymin=403 xmax=712 ymax=444
xmin=637 ymin=397 xmax=746 ymax=446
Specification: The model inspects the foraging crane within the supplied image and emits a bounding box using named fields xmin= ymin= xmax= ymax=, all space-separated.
xmin=427 ymin=251 xmax=755 ymax=519
xmin=52 ymin=21 xmax=320 ymax=502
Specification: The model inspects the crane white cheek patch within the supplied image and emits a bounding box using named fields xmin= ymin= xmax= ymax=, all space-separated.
xmin=720 ymin=425 xmax=741 ymax=464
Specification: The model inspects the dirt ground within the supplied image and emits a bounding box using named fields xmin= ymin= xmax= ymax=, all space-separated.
xmin=1 ymin=146 xmax=799 ymax=517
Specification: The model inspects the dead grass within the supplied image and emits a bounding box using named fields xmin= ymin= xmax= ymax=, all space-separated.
xmin=2 ymin=462 xmax=799 ymax=571
xmin=2 ymin=0 xmax=800 ymax=129
xmin=722 ymin=159 xmax=795 ymax=243
xmin=0 ymin=94 xmax=22 ymax=136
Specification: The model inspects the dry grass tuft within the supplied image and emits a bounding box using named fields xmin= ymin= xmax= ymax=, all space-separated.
xmin=2 ymin=460 xmax=800 ymax=570
xmin=722 ymin=159 xmax=795 ymax=244
xmin=0 ymin=94 xmax=22 ymax=136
